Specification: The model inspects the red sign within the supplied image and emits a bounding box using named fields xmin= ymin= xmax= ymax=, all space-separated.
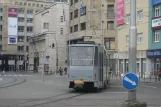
xmin=8 ymin=8 xmax=17 ymax=17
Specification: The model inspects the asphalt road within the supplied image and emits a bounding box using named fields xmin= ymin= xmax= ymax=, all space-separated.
xmin=0 ymin=73 xmax=160 ymax=107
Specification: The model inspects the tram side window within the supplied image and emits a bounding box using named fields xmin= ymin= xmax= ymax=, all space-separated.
xmin=94 ymin=46 xmax=98 ymax=66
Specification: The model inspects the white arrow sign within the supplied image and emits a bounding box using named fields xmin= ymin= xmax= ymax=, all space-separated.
xmin=124 ymin=76 xmax=136 ymax=86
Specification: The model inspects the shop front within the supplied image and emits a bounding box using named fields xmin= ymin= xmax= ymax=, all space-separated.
xmin=147 ymin=49 xmax=161 ymax=75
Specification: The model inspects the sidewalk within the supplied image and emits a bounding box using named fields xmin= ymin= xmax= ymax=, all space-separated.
xmin=110 ymin=75 xmax=161 ymax=83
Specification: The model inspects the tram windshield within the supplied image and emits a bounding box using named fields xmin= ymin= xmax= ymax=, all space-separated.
xmin=70 ymin=46 xmax=94 ymax=66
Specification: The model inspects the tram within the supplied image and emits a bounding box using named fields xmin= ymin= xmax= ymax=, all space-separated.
xmin=67 ymin=41 xmax=110 ymax=90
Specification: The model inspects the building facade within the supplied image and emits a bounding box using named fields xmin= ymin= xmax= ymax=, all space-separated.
xmin=117 ymin=0 xmax=150 ymax=77
xmin=28 ymin=3 xmax=69 ymax=73
xmin=69 ymin=0 xmax=117 ymax=71
xmin=147 ymin=0 xmax=161 ymax=75
xmin=0 ymin=0 xmax=68 ymax=72
xmin=0 ymin=0 xmax=59 ymax=72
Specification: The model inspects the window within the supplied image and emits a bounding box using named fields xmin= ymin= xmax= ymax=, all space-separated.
xmin=126 ymin=0 xmax=130 ymax=3
xmin=80 ymin=6 xmax=86 ymax=16
xmin=27 ymin=9 xmax=33 ymax=14
xmin=32 ymin=3 xmax=35 ymax=6
xmin=27 ymin=36 xmax=30 ymax=42
xmin=60 ymin=16 xmax=63 ymax=22
xmin=18 ymin=8 xmax=24 ymax=14
xmin=107 ymin=21 xmax=114 ymax=30
xmin=70 ymin=12 xmax=73 ymax=20
xmin=28 ymin=3 xmax=31 ymax=6
xmin=0 ymin=45 xmax=2 ymax=50
xmin=70 ymin=0 xmax=73 ymax=5
xmin=155 ymin=5 xmax=160 ymax=17
xmin=74 ymin=9 xmax=78 ymax=18
xmin=74 ymin=24 xmax=78 ymax=32
xmin=27 ymin=18 xmax=33 ymax=23
xmin=137 ymin=33 xmax=143 ymax=44
xmin=137 ymin=10 xmax=143 ymax=21
xmin=17 ymin=46 xmax=24 ymax=52
xmin=60 ymin=28 xmax=63 ymax=34
xmin=18 ymin=17 xmax=24 ymax=22
xmin=126 ymin=35 xmax=129 ymax=45
xmin=104 ymin=38 xmax=115 ymax=50
xmin=153 ymin=30 xmax=160 ymax=42
xmin=0 ymin=16 xmax=2 ymax=21
xmin=41 ymin=4 xmax=43 ymax=7
xmin=70 ymin=26 xmax=73 ymax=33
xmin=126 ymin=15 xmax=130 ymax=24
xmin=107 ymin=5 xmax=114 ymax=17
xmin=18 ymin=36 xmax=24 ymax=42
xmin=0 ymin=25 xmax=2 ymax=31
xmin=80 ymin=22 xmax=86 ymax=30
xmin=26 ymin=46 xmax=29 ymax=52
xmin=75 ymin=0 xmax=78 ymax=3
xmin=0 ymin=8 xmax=2 ymax=12
xmin=43 ymin=23 xmax=49 ymax=29
xmin=0 ymin=35 xmax=2 ymax=41
xmin=27 ymin=26 xmax=33 ymax=32
xmin=37 ymin=4 xmax=39 ymax=7
xmin=18 ymin=26 xmax=24 ymax=32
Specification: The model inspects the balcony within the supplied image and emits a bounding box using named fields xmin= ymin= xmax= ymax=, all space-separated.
xmin=27 ymin=23 xmax=33 ymax=26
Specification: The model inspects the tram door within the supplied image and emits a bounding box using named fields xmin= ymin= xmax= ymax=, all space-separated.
xmin=99 ymin=52 xmax=103 ymax=82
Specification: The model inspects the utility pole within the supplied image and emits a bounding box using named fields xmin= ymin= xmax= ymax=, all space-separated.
xmin=119 ymin=0 xmax=147 ymax=106
xmin=128 ymin=0 xmax=137 ymax=101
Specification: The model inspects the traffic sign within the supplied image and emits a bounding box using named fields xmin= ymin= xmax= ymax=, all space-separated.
xmin=122 ymin=73 xmax=139 ymax=90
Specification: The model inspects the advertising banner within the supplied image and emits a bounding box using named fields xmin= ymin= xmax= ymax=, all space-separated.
xmin=8 ymin=17 xmax=18 ymax=36
xmin=116 ymin=0 xmax=125 ymax=26
xmin=8 ymin=37 xmax=17 ymax=44
xmin=152 ymin=0 xmax=161 ymax=6
xmin=8 ymin=8 xmax=17 ymax=17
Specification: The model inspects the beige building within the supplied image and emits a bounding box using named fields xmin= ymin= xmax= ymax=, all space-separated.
xmin=69 ymin=0 xmax=117 ymax=70
xmin=117 ymin=0 xmax=150 ymax=77
xmin=0 ymin=0 xmax=68 ymax=72
xmin=28 ymin=3 xmax=69 ymax=73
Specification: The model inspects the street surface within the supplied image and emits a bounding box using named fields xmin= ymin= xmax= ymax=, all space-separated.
xmin=0 ymin=72 xmax=160 ymax=107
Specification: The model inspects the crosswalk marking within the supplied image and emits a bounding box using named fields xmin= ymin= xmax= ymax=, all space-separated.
xmin=0 ymin=75 xmax=33 ymax=77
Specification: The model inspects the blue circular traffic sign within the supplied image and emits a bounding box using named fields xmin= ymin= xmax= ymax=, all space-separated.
xmin=122 ymin=73 xmax=139 ymax=90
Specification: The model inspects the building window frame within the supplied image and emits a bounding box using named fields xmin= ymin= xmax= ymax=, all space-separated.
xmin=137 ymin=10 xmax=143 ymax=21
xmin=154 ymin=5 xmax=160 ymax=17
xmin=80 ymin=22 xmax=86 ymax=30
xmin=137 ymin=33 xmax=143 ymax=44
xmin=74 ymin=24 xmax=78 ymax=32
xmin=126 ymin=35 xmax=129 ymax=45
xmin=153 ymin=30 xmax=160 ymax=43
xmin=107 ymin=21 xmax=114 ymax=30
xmin=60 ymin=28 xmax=63 ymax=34
xmin=74 ymin=9 xmax=78 ymax=18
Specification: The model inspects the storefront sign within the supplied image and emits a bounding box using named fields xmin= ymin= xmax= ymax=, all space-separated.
xmin=152 ymin=17 xmax=161 ymax=27
xmin=147 ymin=49 xmax=161 ymax=58
xmin=152 ymin=0 xmax=161 ymax=6
xmin=8 ymin=8 xmax=17 ymax=17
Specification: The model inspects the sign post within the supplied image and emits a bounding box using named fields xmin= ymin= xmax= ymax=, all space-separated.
xmin=118 ymin=0 xmax=147 ymax=107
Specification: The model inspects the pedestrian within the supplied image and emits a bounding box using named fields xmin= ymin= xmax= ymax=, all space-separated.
xmin=59 ymin=67 xmax=63 ymax=76
xmin=158 ymin=69 xmax=161 ymax=81
xmin=64 ymin=67 xmax=67 ymax=75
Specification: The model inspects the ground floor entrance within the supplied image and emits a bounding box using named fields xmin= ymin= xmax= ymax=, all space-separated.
xmin=0 ymin=54 xmax=27 ymax=72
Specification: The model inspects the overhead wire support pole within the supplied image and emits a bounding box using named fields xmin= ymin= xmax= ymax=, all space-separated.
xmin=128 ymin=0 xmax=137 ymax=101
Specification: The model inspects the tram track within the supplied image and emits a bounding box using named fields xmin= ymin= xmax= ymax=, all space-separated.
xmin=3 ymin=90 xmax=86 ymax=107
xmin=0 ymin=77 xmax=26 ymax=89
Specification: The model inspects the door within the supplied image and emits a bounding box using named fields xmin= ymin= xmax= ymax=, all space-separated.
xmin=99 ymin=53 xmax=103 ymax=82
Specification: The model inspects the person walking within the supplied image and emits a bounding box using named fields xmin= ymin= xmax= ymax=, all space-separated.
xmin=59 ymin=67 xmax=63 ymax=76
